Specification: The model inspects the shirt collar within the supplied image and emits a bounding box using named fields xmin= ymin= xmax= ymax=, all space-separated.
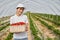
xmin=15 ymin=14 xmax=23 ymax=17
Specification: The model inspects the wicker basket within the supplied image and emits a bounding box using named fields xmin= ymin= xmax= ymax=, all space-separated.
xmin=10 ymin=25 xmax=26 ymax=33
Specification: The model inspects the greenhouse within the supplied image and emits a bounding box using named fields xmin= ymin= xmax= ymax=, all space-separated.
xmin=0 ymin=0 xmax=60 ymax=40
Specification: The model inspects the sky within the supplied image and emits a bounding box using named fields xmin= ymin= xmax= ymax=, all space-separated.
xmin=0 ymin=0 xmax=60 ymax=17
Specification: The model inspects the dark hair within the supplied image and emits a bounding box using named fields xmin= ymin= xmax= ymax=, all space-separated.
xmin=16 ymin=7 xmax=25 ymax=9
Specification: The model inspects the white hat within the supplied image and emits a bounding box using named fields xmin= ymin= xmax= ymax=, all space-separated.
xmin=16 ymin=3 xmax=25 ymax=8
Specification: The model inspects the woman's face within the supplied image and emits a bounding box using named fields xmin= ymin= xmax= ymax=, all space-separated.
xmin=16 ymin=7 xmax=24 ymax=15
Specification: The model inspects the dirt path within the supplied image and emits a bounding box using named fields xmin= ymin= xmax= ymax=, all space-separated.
xmin=36 ymin=14 xmax=59 ymax=27
xmin=31 ymin=15 xmax=56 ymax=39
xmin=25 ymin=14 xmax=32 ymax=40
xmin=35 ymin=16 xmax=60 ymax=30
xmin=0 ymin=31 xmax=9 ymax=40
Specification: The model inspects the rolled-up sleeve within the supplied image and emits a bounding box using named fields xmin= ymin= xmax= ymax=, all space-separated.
xmin=25 ymin=15 xmax=29 ymax=23
xmin=10 ymin=17 xmax=13 ymax=24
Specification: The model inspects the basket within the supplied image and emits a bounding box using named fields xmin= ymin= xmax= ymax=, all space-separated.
xmin=10 ymin=25 xmax=26 ymax=33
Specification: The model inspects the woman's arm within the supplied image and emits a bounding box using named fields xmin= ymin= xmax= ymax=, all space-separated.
xmin=26 ymin=23 xmax=29 ymax=32
xmin=25 ymin=15 xmax=29 ymax=32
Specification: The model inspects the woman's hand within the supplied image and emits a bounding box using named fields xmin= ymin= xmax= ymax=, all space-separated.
xmin=25 ymin=23 xmax=29 ymax=32
xmin=25 ymin=27 xmax=28 ymax=31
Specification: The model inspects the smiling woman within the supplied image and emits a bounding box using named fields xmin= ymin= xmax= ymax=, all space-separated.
xmin=10 ymin=3 xmax=29 ymax=40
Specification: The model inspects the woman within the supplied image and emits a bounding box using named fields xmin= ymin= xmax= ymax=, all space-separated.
xmin=10 ymin=3 xmax=29 ymax=40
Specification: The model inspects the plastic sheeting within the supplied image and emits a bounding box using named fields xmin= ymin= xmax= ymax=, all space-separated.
xmin=0 ymin=0 xmax=60 ymax=17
